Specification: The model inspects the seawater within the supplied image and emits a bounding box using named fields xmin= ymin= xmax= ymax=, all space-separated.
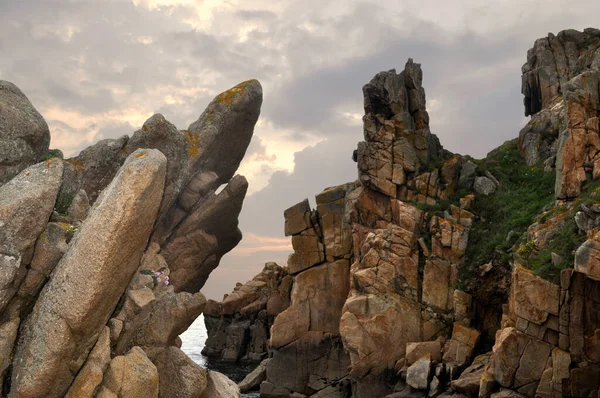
xmin=180 ymin=314 xmax=261 ymax=398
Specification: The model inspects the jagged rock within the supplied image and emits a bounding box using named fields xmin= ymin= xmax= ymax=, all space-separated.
xmin=316 ymin=184 xmax=354 ymax=258
xmin=357 ymin=60 xmax=443 ymax=198
xmin=203 ymin=263 xmax=289 ymax=361
xmin=406 ymin=341 xmax=442 ymax=366
xmin=265 ymin=332 xmax=349 ymax=396
xmin=458 ymin=161 xmax=477 ymax=189
xmin=473 ymin=176 xmax=497 ymax=196
xmin=160 ymin=174 xmax=248 ymax=292
xmin=0 ymin=158 xmax=63 ymax=313
xmin=574 ymin=238 xmax=600 ymax=280
xmin=66 ymin=189 xmax=90 ymax=221
xmin=65 ymin=327 xmax=111 ymax=398
xmin=450 ymin=353 xmax=491 ymax=396
xmin=511 ymin=266 xmax=560 ymax=324
xmin=99 ymin=346 xmax=159 ymax=398
xmin=186 ymin=80 xmax=262 ymax=185
xmin=442 ymin=323 xmax=480 ymax=366
xmin=201 ymin=371 xmax=241 ymax=398
xmin=522 ymin=29 xmax=600 ymax=116
xmin=239 ymin=358 xmax=269 ymax=392
xmin=270 ymin=260 xmax=350 ymax=348
xmin=116 ymin=290 xmax=206 ymax=355
xmin=152 ymin=346 xmax=208 ymax=398
xmin=11 ymin=149 xmax=166 ymax=397
xmin=406 ymin=354 xmax=432 ymax=390
xmin=284 ymin=199 xmax=312 ymax=236
xmin=0 ymin=80 xmax=50 ymax=184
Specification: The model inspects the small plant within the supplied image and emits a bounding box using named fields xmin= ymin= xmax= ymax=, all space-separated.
xmin=141 ymin=269 xmax=170 ymax=287
xmin=44 ymin=149 xmax=63 ymax=161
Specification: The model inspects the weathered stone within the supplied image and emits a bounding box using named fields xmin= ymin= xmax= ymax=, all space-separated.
xmin=0 ymin=159 xmax=63 ymax=312
xmin=458 ymin=161 xmax=477 ymax=189
xmin=186 ymin=79 xmax=262 ymax=185
xmin=126 ymin=113 xmax=188 ymax=220
xmin=161 ymin=174 xmax=248 ymax=292
xmin=0 ymin=318 xmax=19 ymax=383
xmin=284 ymin=199 xmax=312 ymax=236
xmin=58 ymin=136 xmax=129 ymax=208
xmin=574 ymin=238 xmax=600 ymax=281
xmin=11 ymin=149 xmax=166 ymax=398
xmin=99 ymin=346 xmax=159 ymax=398
xmin=116 ymin=290 xmax=206 ymax=354
xmin=405 ymin=341 xmax=442 ymax=365
xmin=66 ymin=189 xmax=90 ymax=221
xmin=317 ymin=184 xmax=353 ymax=258
xmin=406 ymin=354 xmax=431 ymax=390
xmin=201 ymin=370 xmax=241 ymax=398
xmin=152 ymin=346 xmax=208 ymax=398
xmin=422 ymin=258 xmax=451 ymax=310
xmin=288 ymin=234 xmax=325 ymax=274
xmin=66 ymin=327 xmax=111 ymax=398
xmin=474 ymin=176 xmax=497 ymax=196
xmin=0 ymin=80 xmax=50 ymax=184
xmin=239 ymin=358 xmax=269 ymax=392
xmin=443 ymin=323 xmax=480 ymax=365
xmin=270 ymin=260 xmax=349 ymax=348
xmin=512 ymin=266 xmax=560 ymax=324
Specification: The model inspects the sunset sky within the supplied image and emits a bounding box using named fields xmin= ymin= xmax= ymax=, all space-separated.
xmin=1 ymin=0 xmax=599 ymax=299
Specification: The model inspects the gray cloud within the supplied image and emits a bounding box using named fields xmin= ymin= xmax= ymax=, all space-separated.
xmin=2 ymin=0 xmax=600 ymax=299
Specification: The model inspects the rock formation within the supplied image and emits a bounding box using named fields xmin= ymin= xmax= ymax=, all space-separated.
xmin=0 ymin=78 xmax=262 ymax=397
xmin=203 ymin=28 xmax=600 ymax=398
xmin=203 ymin=262 xmax=291 ymax=362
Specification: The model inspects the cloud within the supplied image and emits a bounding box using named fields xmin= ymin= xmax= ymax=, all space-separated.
xmin=2 ymin=0 xmax=600 ymax=300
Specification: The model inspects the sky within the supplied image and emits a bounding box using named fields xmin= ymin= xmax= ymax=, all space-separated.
xmin=1 ymin=0 xmax=599 ymax=300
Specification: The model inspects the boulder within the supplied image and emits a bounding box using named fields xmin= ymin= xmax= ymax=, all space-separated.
xmin=0 ymin=80 xmax=50 ymax=184
xmin=239 ymin=358 xmax=269 ymax=392
xmin=66 ymin=189 xmax=90 ymax=221
xmin=11 ymin=149 xmax=166 ymax=397
xmin=201 ymin=371 xmax=241 ymax=398
xmin=405 ymin=341 xmax=442 ymax=366
xmin=574 ymin=238 xmax=600 ymax=281
xmin=99 ymin=346 xmax=159 ymax=398
xmin=406 ymin=354 xmax=432 ymax=390
xmin=152 ymin=346 xmax=208 ymax=398
xmin=473 ymin=176 xmax=497 ymax=196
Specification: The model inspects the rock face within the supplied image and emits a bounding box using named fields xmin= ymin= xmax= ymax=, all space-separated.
xmin=518 ymin=28 xmax=600 ymax=199
xmin=259 ymin=60 xmax=482 ymax=397
xmin=231 ymin=28 xmax=600 ymax=398
xmin=0 ymin=80 xmax=50 ymax=185
xmin=203 ymin=262 xmax=290 ymax=362
xmin=0 ymin=79 xmax=262 ymax=397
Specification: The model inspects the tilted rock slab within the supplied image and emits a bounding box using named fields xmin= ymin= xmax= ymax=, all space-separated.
xmin=0 ymin=158 xmax=63 ymax=313
xmin=11 ymin=148 xmax=166 ymax=398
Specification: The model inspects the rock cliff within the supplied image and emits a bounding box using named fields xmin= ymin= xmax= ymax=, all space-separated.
xmin=206 ymin=28 xmax=600 ymax=398
xmin=0 ymin=78 xmax=262 ymax=397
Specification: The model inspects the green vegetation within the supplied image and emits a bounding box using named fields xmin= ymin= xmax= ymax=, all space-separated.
xmin=518 ymin=179 xmax=600 ymax=281
xmin=460 ymin=139 xmax=556 ymax=285
xmin=44 ymin=149 xmax=63 ymax=161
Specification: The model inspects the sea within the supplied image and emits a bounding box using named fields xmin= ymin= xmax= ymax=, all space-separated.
xmin=180 ymin=314 xmax=261 ymax=398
